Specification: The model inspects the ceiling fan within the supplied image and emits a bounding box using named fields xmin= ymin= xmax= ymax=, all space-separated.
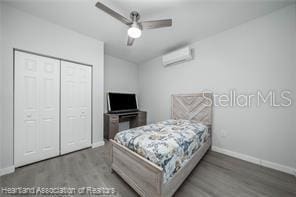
xmin=95 ymin=2 xmax=172 ymax=46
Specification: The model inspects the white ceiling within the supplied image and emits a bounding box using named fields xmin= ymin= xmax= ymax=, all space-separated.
xmin=2 ymin=0 xmax=295 ymax=64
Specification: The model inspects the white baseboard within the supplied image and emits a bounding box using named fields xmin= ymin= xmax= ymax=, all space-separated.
xmin=212 ymin=146 xmax=296 ymax=176
xmin=0 ymin=166 xmax=15 ymax=177
xmin=92 ymin=141 xmax=105 ymax=148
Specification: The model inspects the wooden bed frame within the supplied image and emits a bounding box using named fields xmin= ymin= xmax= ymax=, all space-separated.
xmin=110 ymin=93 xmax=213 ymax=197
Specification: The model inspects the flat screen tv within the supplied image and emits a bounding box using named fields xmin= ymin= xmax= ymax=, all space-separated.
xmin=107 ymin=92 xmax=138 ymax=113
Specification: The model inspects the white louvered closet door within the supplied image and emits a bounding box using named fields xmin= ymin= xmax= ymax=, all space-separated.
xmin=15 ymin=51 xmax=60 ymax=167
xmin=61 ymin=61 xmax=92 ymax=154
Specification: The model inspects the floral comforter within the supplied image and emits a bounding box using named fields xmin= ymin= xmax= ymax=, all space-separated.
xmin=114 ymin=119 xmax=209 ymax=183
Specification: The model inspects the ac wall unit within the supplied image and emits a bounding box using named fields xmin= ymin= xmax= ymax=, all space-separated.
xmin=162 ymin=46 xmax=193 ymax=66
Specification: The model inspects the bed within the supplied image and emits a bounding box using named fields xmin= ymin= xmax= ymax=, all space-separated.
xmin=110 ymin=93 xmax=213 ymax=197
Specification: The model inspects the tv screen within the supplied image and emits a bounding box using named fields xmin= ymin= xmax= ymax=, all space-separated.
xmin=107 ymin=93 xmax=138 ymax=113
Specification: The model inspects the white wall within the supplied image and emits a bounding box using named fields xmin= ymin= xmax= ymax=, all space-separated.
xmin=0 ymin=4 xmax=104 ymax=169
xmin=0 ymin=3 xmax=3 ymax=170
xmin=104 ymin=54 xmax=139 ymax=111
xmin=104 ymin=55 xmax=139 ymax=130
xmin=139 ymin=5 xmax=296 ymax=171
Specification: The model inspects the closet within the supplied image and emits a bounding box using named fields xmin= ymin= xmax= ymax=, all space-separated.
xmin=14 ymin=50 xmax=92 ymax=167
xmin=61 ymin=61 xmax=92 ymax=154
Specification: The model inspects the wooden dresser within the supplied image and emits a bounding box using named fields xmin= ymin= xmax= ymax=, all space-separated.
xmin=104 ymin=111 xmax=147 ymax=139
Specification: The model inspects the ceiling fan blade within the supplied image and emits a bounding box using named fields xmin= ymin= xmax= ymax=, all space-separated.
xmin=95 ymin=2 xmax=132 ymax=26
xmin=141 ymin=19 xmax=172 ymax=29
xmin=127 ymin=36 xmax=135 ymax=46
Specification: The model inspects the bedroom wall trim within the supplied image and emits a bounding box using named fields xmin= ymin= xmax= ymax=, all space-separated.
xmin=92 ymin=141 xmax=105 ymax=148
xmin=0 ymin=166 xmax=15 ymax=176
xmin=212 ymin=146 xmax=296 ymax=176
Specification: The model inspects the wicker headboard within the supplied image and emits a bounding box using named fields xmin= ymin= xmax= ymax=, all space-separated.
xmin=171 ymin=93 xmax=213 ymax=125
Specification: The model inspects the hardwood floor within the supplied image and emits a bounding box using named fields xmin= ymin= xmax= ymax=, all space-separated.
xmin=1 ymin=143 xmax=296 ymax=197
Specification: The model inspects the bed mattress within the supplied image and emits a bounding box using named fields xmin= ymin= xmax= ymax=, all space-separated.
xmin=114 ymin=119 xmax=209 ymax=183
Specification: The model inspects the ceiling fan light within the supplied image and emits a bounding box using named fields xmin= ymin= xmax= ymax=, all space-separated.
xmin=128 ymin=26 xmax=142 ymax=38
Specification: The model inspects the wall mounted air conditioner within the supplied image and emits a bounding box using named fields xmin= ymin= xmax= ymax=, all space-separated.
xmin=162 ymin=46 xmax=193 ymax=66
